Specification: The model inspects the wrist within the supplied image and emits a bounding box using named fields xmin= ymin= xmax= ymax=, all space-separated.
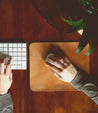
xmin=70 ymin=68 xmax=78 ymax=83
xmin=67 ymin=65 xmax=78 ymax=83
xmin=0 ymin=90 xmax=8 ymax=95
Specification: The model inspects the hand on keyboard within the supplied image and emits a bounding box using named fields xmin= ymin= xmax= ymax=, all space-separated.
xmin=0 ymin=58 xmax=13 ymax=95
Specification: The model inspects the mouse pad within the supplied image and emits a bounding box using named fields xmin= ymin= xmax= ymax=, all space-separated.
xmin=29 ymin=42 xmax=89 ymax=91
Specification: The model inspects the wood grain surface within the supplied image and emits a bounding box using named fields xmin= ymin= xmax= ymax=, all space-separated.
xmin=30 ymin=42 xmax=89 ymax=91
xmin=0 ymin=0 xmax=98 ymax=113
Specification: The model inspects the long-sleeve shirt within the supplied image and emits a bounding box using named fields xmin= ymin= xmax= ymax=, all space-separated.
xmin=71 ymin=71 xmax=98 ymax=104
xmin=0 ymin=71 xmax=98 ymax=113
xmin=0 ymin=93 xmax=13 ymax=113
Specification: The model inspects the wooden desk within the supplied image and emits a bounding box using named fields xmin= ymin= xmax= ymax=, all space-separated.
xmin=0 ymin=0 xmax=98 ymax=113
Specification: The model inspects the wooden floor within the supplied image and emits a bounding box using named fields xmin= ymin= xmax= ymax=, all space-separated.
xmin=0 ymin=0 xmax=98 ymax=113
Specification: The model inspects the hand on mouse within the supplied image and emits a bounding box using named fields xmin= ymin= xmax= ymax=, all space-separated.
xmin=0 ymin=58 xmax=13 ymax=95
xmin=46 ymin=54 xmax=77 ymax=83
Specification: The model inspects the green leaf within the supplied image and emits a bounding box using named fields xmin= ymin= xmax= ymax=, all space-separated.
xmin=96 ymin=9 xmax=98 ymax=11
xmin=61 ymin=16 xmax=85 ymax=33
xmin=87 ymin=10 xmax=93 ymax=14
xmin=85 ymin=40 xmax=96 ymax=56
xmin=76 ymin=30 xmax=89 ymax=54
xmin=77 ymin=0 xmax=92 ymax=7
xmin=77 ymin=0 xmax=98 ymax=14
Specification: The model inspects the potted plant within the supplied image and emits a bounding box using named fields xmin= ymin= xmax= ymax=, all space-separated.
xmin=32 ymin=0 xmax=98 ymax=55
xmin=61 ymin=0 xmax=98 ymax=56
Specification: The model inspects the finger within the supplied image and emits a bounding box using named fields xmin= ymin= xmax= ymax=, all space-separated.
xmin=5 ymin=58 xmax=12 ymax=74
xmin=47 ymin=57 xmax=65 ymax=69
xmin=59 ymin=58 xmax=64 ymax=63
xmin=7 ymin=57 xmax=12 ymax=65
xmin=0 ymin=58 xmax=5 ymax=74
xmin=59 ymin=58 xmax=68 ymax=67
xmin=52 ymin=70 xmax=63 ymax=81
xmin=48 ymin=55 xmax=68 ymax=68
xmin=48 ymin=54 xmax=61 ymax=61
xmin=9 ymin=73 xmax=13 ymax=82
xmin=53 ymin=71 xmax=62 ymax=79
xmin=46 ymin=62 xmax=62 ymax=73
xmin=6 ymin=64 xmax=11 ymax=75
xmin=64 ymin=57 xmax=71 ymax=65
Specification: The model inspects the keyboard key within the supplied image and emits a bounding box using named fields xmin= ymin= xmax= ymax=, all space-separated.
xmin=22 ymin=57 xmax=26 ymax=60
xmin=13 ymin=61 xmax=17 ymax=65
xmin=17 ymin=65 xmax=22 ymax=69
xmin=13 ymin=57 xmax=17 ymax=60
xmin=4 ymin=48 xmax=7 ymax=51
xmin=9 ymin=48 xmax=13 ymax=51
xmin=0 ymin=44 xmax=3 ymax=47
xmin=13 ymin=48 xmax=17 ymax=51
xmin=22 ymin=53 xmax=26 ymax=56
xmin=13 ymin=44 xmax=17 ymax=47
xmin=18 ymin=44 xmax=21 ymax=47
xmin=22 ymin=48 xmax=26 ymax=51
xmin=18 ymin=48 xmax=21 ymax=51
xmin=9 ymin=44 xmax=13 ymax=47
xmin=9 ymin=52 xmax=13 ymax=56
xmin=18 ymin=53 xmax=21 ymax=56
xmin=22 ymin=65 xmax=26 ymax=69
xmin=22 ymin=43 xmax=26 ymax=47
xmin=4 ymin=44 xmax=8 ymax=47
xmin=13 ymin=52 xmax=17 ymax=56
xmin=18 ymin=57 xmax=21 ymax=60
xmin=22 ymin=61 xmax=26 ymax=68
xmin=12 ymin=65 xmax=17 ymax=69
xmin=0 ymin=48 xmax=3 ymax=51
xmin=18 ymin=61 xmax=21 ymax=64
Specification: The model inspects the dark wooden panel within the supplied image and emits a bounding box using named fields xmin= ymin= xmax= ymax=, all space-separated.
xmin=90 ymin=46 xmax=98 ymax=75
xmin=0 ymin=0 xmax=98 ymax=113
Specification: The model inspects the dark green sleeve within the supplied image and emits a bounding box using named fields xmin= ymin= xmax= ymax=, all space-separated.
xmin=70 ymin=71 xmax=98 ymax=104
xmin=0 ymin=93 xmax=14 ymax=113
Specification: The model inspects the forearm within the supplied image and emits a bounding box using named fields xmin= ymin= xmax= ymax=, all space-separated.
xmin=0 ymin=93 xmax=14 ymax=113
xmin=45 ymin=54 xmax=98 ymax=104
xmin=70 ymin=71 xmax=98 ymax=104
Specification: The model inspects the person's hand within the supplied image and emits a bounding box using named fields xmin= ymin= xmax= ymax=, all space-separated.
xmin=46 ymin=54 xmax=77 ymax=83
xmin=0 ymin=58 xmax=13 ymax=95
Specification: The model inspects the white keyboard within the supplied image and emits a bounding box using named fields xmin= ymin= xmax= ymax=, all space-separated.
xmin=0 ymin=43 xmax=27 ymax=70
